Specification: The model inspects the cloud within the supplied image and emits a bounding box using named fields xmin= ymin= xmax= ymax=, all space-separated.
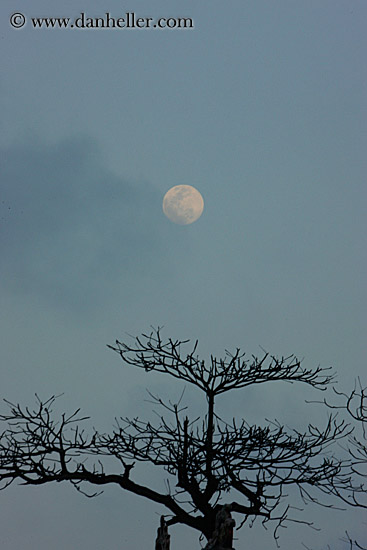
xmin=1 ymin=136 xmax=182 ymax=309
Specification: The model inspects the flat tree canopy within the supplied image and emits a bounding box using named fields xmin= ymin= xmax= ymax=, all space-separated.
xmin=0 ymin=329 xmax=365 ymax=548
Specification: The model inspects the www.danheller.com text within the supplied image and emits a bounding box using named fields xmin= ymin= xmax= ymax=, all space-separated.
xmin=29 ymin=11 xmax=194 ymax=29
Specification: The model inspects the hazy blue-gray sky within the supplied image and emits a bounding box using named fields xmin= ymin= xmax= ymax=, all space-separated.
xmin=1 ymin=1 xmax=366 ymax=548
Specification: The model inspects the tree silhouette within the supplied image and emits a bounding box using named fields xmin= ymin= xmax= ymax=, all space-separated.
xmin=0 ymin=329 xmax=362 ymax=548
xmin=333 ymin=380 xmax=367 ymax=483
xmin=308 ymin=380 xmax=367 ymax=550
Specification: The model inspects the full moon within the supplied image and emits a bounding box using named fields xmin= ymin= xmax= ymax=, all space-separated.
xmin=162 ymin=185 xmax=204 ymax=225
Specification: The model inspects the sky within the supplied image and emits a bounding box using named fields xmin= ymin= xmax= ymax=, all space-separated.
xmin=1 ymin=0 xmax=366 ymax=548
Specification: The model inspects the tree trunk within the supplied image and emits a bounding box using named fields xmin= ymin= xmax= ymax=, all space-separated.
xmin=155 ymin=516 xmax=170 ymax=550
xmin=204 ymin=505 xmax=235 ymax=550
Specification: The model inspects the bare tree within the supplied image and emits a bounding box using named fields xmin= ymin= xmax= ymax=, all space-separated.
xmin=308 ymin=379 xmax=367 ymax=502
xmin=0 ymin=329 xmax=360 ymax=548
xmin=334 ymin=380 xmax=367 ymax=480
xmin=308 ymin=380 xmax=367 ymax=550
